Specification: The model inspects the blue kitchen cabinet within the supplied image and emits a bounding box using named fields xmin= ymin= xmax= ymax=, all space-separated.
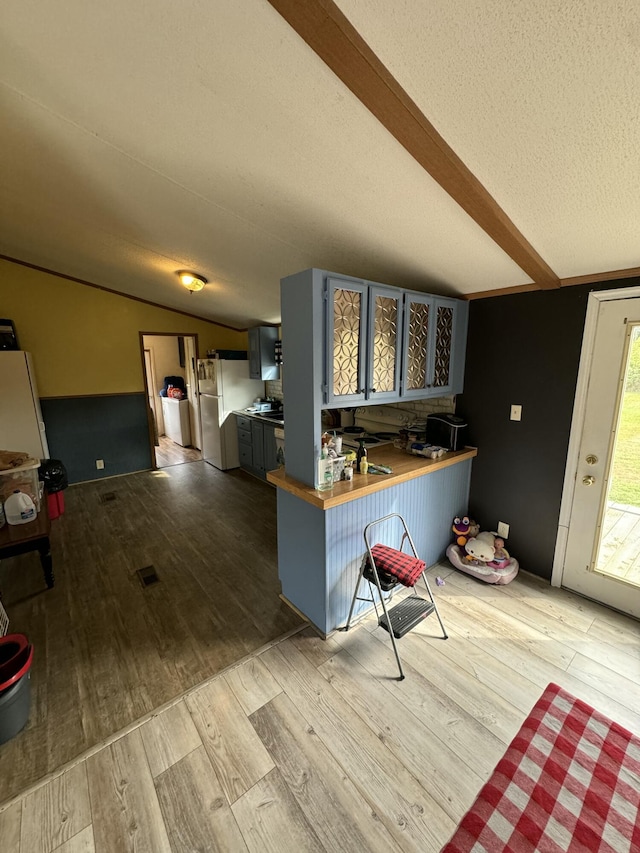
xmin=324 ymin=277 xmax=403 ymax=406
xmin=280 ymin=268 xmax=469 ymax=488
xmin=263 ymin=422 xmax=279 ymax=475
xmin=250 ymin=419 xmax=265 ymax=473
xmin=401 ymin=293 xmax=468 ymax=399
xmin=249 ymin=326 xmax=280 ymax=380
xmin=237 ymin=414 xmax=278 ymax=481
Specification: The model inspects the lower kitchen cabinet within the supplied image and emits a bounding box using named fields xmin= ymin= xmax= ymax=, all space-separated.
xmin=236 ymin=414 xmax=278 ymax=482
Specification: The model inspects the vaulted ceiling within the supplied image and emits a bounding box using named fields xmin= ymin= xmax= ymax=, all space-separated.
xmin=2 ymin=1 xmax=639 ymax=328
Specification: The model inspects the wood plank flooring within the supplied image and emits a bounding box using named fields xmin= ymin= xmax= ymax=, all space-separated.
xmin=598 ymin=503 xmax=640 ymax=583
xmin=155 ymin=435 xmax=202 ymax=468
xmin=0 ymin=462 xmax=301 ymax=804
xmin=2 ymin=565 xmax=638 ymax=852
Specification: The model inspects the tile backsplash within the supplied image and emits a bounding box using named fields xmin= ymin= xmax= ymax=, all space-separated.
xmin=265 ymin=366 xmax=454 ymax=418
xmin=265 ymin=375 xmax=283 ymax=401
xmin=395 ymin=396 xmax=456 ymax=418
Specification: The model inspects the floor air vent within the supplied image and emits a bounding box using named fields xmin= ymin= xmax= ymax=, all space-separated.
xmin=136 ymin=565 xmax=160 ymax=587
xmin=100 ymin=492 xmax=117 ymax=503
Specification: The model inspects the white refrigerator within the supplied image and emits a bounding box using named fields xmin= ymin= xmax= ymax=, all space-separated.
xmin=0 ymin=351 xmax=50 ymax=460
xmin=198 ymin=359 xmax=263 ymax=469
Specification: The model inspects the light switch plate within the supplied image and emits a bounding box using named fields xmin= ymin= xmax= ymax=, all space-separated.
xmin=510 ymin=404 xmax=522 ymax=421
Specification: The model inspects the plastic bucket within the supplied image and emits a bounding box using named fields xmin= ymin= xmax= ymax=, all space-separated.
xmin=0 ymin=634 xmax=33 ymax=743
xmin=0 ymin=673 xmax=32 ymax=744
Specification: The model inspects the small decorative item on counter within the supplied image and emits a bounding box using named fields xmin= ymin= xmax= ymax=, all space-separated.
xmin=359 ymin=457 xmax=369 ymax=475
xmin=331 ymin=455 xmax=346 ymax=482
xmin=344 ymin=466 xmax=353 ymax=481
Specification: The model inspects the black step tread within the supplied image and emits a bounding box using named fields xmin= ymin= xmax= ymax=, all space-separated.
xmin=379 ymin=596 xmax=435 ymax=638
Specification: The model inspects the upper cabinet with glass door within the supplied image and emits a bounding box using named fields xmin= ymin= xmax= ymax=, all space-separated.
xmin=324 ymin=275 xmax=467 ymax=406
xmin=401 ymin=293 xmax=468 ymax=399
xmin=325 ymin=277 xmax=402 ymax=406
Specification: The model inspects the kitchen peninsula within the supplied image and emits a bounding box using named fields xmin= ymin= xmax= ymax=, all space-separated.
xmin=271 ymin=268 xmax=473 ymax=635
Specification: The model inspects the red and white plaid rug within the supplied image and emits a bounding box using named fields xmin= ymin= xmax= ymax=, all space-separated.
xmin=442 ymin=682 xmax=640 ymax=852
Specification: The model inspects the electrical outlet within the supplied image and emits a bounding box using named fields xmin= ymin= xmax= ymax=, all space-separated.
xmin=497 ymin=521 xmax=509 ymax=539
xmin=96 ymin=459 xmax=105 ymax=470
xmin=510 ymin=404 xmax=522 ymax=421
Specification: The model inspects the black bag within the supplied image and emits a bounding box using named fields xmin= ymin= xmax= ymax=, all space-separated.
xmin=39 ymin=459 xmax=68 ymax=494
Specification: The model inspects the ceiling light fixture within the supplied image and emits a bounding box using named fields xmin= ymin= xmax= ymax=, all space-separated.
xmin=176 ymin=270 xmax=207 ymax=293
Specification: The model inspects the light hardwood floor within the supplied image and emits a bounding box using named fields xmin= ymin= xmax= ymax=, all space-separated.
xmin=0 ymin=462 xmax=301 ymax=803
xmin=2 ymin=565 xmax=638 ymax=852
xmin=598 ymin=503 xmax=640 ymax=584
xmin=154 ymin=435 xmax=202 ymax=468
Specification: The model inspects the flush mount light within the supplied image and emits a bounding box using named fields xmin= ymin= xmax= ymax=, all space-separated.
xmin=176 ymin=270 xmax=208 ymax=293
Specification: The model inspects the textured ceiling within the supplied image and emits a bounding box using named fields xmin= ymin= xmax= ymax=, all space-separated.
xmin=1 ymin=1 xmax=638 ymax=327
xmin=335 ymin=0 xmax=640 ymax=278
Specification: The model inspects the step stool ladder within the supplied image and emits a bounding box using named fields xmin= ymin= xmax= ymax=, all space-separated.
xmin=341 ymin=513 xmax=447 ymax=680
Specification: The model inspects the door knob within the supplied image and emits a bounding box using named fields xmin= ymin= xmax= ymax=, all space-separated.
xmin=585 ymin=455 xmax=598 ymax=465
xmin=582 ymin=475 xmax=595 ymax=486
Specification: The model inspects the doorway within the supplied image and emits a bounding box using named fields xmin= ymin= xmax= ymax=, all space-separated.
xmin=140 ymin=332 xmax=202 ymax=469
xmin=555 ymin=289 xmax=640 ymax=618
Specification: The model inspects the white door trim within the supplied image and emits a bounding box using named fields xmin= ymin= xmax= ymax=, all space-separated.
xmin=552 ymin=285 xmax=640 ymax=587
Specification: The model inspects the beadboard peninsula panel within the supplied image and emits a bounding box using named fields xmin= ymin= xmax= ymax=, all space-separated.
xmin=326 ymin=460 xmax=472 ymax=630
xmin=40 ymin=393 xmax=152 ymax=483
xmin=276 ymin=459 xmax=473 ymax=634
xmin=276 ymin=490 xmax=328 ymax=631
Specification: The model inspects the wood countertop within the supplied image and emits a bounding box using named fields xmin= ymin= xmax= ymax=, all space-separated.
xmin=266 ymin=446 xmax=477 ymax=509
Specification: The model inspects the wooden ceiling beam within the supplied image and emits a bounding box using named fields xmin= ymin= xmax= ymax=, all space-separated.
xmin=268 ymin=0 xmax=560 ymax=290
xmin=465 ymin=264 xmax=640 ymax=299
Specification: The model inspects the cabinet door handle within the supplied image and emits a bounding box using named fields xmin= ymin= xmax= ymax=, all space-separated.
xmin=370 ymin=387 xmax=376 ymax=393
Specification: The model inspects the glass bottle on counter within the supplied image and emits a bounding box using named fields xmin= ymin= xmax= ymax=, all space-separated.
xmin=316 ymin=447 xmax=334 ymax=491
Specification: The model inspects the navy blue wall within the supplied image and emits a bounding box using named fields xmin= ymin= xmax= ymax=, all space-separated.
xmin=457 ymin=277 xmax=639 ymax=579
xmin=40 ymin=394 xmax=152 ymax=484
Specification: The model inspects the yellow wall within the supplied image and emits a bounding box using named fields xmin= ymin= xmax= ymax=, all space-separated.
xmin=1 ymin=259 xmax=247 ymax=397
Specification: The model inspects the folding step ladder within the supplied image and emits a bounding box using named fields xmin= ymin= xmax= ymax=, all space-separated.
xmin=341 ymin=513 xmax=448 ymax=680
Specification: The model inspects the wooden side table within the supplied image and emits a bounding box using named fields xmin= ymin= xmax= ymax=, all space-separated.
xmin=0 ymin=502 xmax=54 ymax=590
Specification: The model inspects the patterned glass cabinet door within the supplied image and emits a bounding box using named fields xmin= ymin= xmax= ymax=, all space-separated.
xmin=325 ymin=277 xmax=368 ymax=405
xmin=401 ymin=293 xmax=459 ymax=398
xmin=366 ymin=285 xmax=403 ymax=402
xmin=325 ymin=279 xmax=403 ymax=405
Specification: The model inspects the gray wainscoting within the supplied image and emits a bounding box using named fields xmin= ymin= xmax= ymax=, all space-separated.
xmin=40 ymin=393 xmax=152 ymax=483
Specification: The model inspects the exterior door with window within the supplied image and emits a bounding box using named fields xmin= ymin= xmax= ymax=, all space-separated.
xmin=561 ymin=294 xmax=640 ymax=617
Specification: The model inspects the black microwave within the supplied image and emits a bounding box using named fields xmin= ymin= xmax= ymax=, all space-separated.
xmin=426 ymin=413 xmax=468 ymax=451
